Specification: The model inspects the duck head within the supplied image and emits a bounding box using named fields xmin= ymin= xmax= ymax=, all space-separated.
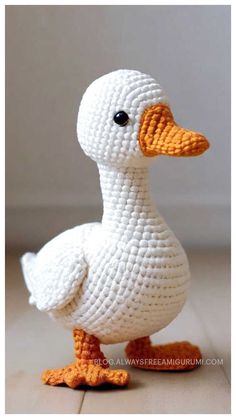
xmin=77 ymin=69 xmax=209 ymax=167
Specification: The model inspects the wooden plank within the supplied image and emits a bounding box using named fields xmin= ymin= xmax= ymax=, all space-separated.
xmin=6 ymin=372 xmax=82 ymax=414
xmin=80 ymin=301 xmax=230 ymax=414
xmin=188 ymin=249 xmax=231 ymax=381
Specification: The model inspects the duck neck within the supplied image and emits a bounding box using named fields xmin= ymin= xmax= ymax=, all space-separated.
xmin=98 ymin=163 xmax=158 ymax=237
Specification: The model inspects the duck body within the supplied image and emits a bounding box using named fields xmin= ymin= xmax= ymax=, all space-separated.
xmin=22 ymin=164 xmax=190 ymax=344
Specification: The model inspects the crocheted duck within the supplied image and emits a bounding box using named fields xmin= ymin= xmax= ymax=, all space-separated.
xmin=21 ymin=69 xmax=209 ymax=388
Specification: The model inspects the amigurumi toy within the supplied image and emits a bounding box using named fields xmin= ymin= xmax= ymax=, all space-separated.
xmin=21 ymin=69 xmax=210 ymax=388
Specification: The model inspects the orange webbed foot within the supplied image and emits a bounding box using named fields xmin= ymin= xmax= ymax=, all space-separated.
xmin=125 ymin=337 xmax=202 ymax=371
xmin=42 ymin=360 xmax=129 ymax=388
xmin=42 ymin=329 xmax=129 ymax=389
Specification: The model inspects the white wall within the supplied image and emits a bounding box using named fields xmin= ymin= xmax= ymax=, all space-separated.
xmin=6 ymin=5 xmax=230 ymax=249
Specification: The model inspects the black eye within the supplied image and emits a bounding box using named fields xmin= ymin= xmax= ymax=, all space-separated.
xmin=113 ymin=111 xmax=129 ymax=126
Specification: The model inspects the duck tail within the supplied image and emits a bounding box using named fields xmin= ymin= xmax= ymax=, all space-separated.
xmin=20 ymin=252 xmax=37 ymax=305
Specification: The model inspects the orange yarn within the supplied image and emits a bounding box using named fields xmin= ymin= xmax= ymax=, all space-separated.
xmin=138 ymin=104 xmax=209 ymax=157
xmin=125 ymin=337 xmax=202 ymax=371
xmin=42 ymin=330 xmax=202 ymax=388
xmin=42 ymin=329 xmax=129 ymax=388
xmin=73 ymin=329 xmax=108 ymax=367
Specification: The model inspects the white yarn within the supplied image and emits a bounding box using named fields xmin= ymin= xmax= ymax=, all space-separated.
xmin=21 ymin=69 xmax=190 ymax=344
xmin=77 ymin=69 xmax=168 ymax=168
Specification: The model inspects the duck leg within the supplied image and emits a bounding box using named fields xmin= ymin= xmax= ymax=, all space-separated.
xmin=42 ymin=329 xmax=129 ymax=388
xmin=125 ymin=337 xmax=202 ymax=371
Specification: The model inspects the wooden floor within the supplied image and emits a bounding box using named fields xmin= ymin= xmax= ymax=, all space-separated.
xmin=5 ymin=249 xmax=231 ymax=414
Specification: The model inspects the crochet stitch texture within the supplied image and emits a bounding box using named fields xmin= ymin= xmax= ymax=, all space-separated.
xmin=42 ymin=329 xmax=129 ymax=387
xmin=21 ymin=69 xmax=209 ymax=346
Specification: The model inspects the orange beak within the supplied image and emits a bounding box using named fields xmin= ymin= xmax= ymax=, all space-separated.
xmin=138 ymin=104 xmax=210 ymax=157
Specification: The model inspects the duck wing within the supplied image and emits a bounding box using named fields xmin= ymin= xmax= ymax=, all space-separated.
xmin=20 ymin=224 xmax=96 ymax=312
